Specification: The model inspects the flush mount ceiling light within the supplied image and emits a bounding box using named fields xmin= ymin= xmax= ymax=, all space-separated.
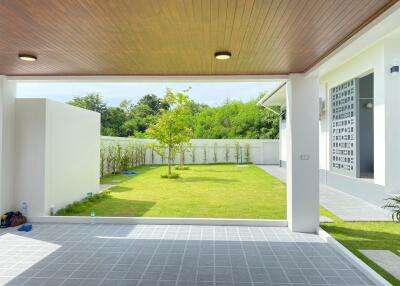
xmin=18 ymin=53 xmax=37 ymax=62
xmin=214 ymin=51 xmax=231 ymax=60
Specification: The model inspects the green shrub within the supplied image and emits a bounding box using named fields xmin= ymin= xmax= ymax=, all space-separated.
xmin=160 ymin=173 xmax=180 ymax=179
xmin=383 ymin=195 xmax=400 ymax=222
xmin=225 ymin=144 xmax=230 ymax=163
xmin=234 ymin=142 xmax=240 ymax=163
xmin=175 ymin=166 xmax=190 ymax=170
xmin=244 ymin=143 xmax=250 ymax=163
xmin=213 ymin=143 xmax=218 ymax=163
xmin=191 ymin=145 xmax=196 ymax=163
xmin=55 ymin=191 xmax=112 ymax=216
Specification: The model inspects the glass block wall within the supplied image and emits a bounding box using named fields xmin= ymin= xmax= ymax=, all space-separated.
xmin=330 ymin=79 xmax=359 ymax=177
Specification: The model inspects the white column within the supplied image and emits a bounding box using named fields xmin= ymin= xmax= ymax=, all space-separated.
xmin=0 ymin=76 xmax=16 ymax=214
xmin=384 ymin=36 xmax=400 ymax=194
xmin=286 ymin=74 xmax=319 ymax=233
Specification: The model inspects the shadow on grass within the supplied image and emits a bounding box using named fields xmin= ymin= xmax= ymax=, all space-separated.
xmin=322 ymin=224 xmax=400 ymax=249
xmin=110 ymin=186 xmax=133 ymax=193
xmin=93 ymin=198 xmax=156 ymax=217
xmin=191 ymin=168 xmax=242 ymax=173
xmin=100 ymin=166 xmax=156 ymax=184
xmin=179 ymin=176 xmax=240 ymax=183
xmin=59 ymin=197 xmax=156 ymax=217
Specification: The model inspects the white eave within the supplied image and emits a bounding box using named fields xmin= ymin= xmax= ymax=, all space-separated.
xmin=257 ymin=81 xmax=287 ymax=108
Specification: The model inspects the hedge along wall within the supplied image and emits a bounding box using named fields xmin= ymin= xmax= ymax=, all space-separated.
xmin=100 ymin=136 xmax=279 ymax=176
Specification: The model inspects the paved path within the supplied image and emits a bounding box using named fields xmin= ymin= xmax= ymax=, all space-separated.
xmin=257 ymin=165 xmax=392 ymax=222
xmin=99 ymin=184 xmax=113 ymax=192
xmin=360 ymin=250 xmax=400 ymax=280
xmin=0 ymin=223 xmax=377 ymax=286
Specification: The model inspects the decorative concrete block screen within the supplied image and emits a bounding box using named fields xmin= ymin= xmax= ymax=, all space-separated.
xmin=100 ymin=137 xmax=279 ymax=176
xmin=330 ymin=78 xmax=359 ymax=177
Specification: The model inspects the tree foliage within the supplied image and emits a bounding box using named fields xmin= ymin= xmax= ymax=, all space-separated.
xmin=146 ymin=88 xmax=193 ymax=175
xmin=192 ymin=98 xmax=279 ymax=139
xmin=67 ymin=90 xmax=279 ymax=140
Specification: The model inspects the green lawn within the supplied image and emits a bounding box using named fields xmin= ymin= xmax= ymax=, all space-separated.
xmin=321 ymin=213 xmax=400 ymax=286
xmin=61 ymin=164 xmax=287 ymax=219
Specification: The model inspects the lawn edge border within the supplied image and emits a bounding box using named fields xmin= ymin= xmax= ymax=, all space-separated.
xmin=28 ymin=216 xmax=288 ymax=227
xmin=318 ymin=228 xmax=391 ymax=286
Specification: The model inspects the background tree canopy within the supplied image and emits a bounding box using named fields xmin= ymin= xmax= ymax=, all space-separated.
xmin=67 ymin=91 xmax=279 ymax=139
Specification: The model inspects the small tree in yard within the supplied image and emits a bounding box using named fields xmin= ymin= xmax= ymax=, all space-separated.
xmin=177 ymin=142 xmax=191 ymax=168
xmin=234 ymin=141 xmax=240 ymax=163
xmin=146 ymin=88 xmax=192 ymax=177
xmin=244 ymin=143 xmax=250 ymax=163
xmin=190 ymin=145 xmax=196 ymax=164
xmin=225 ymin=144 xmax=230 ymax=163
xmin=213 ymin=142 xmax=218 ymax=163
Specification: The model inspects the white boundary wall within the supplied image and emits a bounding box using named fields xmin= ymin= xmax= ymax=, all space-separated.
xmin=14 ymin=99 xmax=100 ymax=216
xmin=101 ymin=136 xmax=279 ymax=166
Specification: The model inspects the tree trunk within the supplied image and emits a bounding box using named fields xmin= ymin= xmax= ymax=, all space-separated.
xmin=180 ymin=150 xmax=184 ymax=166
xmin=168 ymin=145 xmax=172 ymax=175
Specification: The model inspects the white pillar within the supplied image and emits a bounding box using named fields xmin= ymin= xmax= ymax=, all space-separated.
xmin=384 ymin=36 xmax=400 ymax=194
xmin=286 ymin=74 xmax=319 ymax=233
xmin=0 ymin=76 xmax=16 ymax=214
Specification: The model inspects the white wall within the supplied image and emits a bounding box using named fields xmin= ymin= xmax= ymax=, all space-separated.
xmin=46 ymin=100 xmax=100 ymax=213
xmin=14 ymin=99 xmax=47 ymax=216
xmin=15 ymin=99 xmax=100 ymax=216
xmin=0 ymin=76 xmax=16 ymax=214
xmin=101 ymin=136 xmax=279 ymax=170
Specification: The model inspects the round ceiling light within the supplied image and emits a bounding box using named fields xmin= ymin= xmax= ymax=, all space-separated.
xmin=215 ymin=51 xmax=231 ymax=60
xmin=18 ymin=53 xmax=37 ymax=62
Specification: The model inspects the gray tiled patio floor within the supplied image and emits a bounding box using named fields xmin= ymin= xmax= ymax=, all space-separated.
xmin=0 ymin=224 xmax=376 ymax=286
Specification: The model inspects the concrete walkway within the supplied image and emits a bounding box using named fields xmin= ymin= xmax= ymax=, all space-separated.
xmin=99 ymin=184 xmax=113 ymax=192
xmin=257 ymin=165 xmax=392 ymax=222
xmin=360 ymin=250 xmax=400 ymax=280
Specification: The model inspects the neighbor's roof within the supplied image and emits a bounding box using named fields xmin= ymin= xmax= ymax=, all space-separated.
xmin=0 ymin=0 xmax=397 ymax=76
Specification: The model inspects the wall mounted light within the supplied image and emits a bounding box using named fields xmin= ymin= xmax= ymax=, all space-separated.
xmin=365 ymin=102 xmax=373 ymax=109
xmin=18 ymin=53 xmax=37 ymax=62
xmin=215 ymin=51 xmax=231 ymax=60
xmin=390 ymin=63 xmax=399 ymax=76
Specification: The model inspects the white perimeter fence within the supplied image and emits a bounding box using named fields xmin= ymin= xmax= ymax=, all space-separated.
xmin=101 ymin=136 xmax=279 ymax=176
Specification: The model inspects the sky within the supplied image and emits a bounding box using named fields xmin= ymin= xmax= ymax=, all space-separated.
xmin=16 ymin=81 xmax=281 ymax=107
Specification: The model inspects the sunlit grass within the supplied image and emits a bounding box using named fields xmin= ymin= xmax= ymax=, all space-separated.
xmin=60 ymin=164 xmax=287 ymax=219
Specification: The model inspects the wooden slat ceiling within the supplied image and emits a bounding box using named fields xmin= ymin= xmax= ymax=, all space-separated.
xmin=0 ymin=0 xmax=397 ymax=76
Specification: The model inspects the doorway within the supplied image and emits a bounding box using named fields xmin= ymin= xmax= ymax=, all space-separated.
xmin=358 ymin=73 xmax=374 ymax=178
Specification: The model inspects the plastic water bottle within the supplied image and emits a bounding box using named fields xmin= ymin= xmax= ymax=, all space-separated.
xmin=90 ymin=210 xmax=96 ymax=225
xmin=21 ymin=202 xmax=28 ymax=216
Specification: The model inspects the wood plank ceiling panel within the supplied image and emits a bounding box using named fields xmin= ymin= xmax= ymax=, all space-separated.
xmin=0 ymin=0 xmax=397 ymax=76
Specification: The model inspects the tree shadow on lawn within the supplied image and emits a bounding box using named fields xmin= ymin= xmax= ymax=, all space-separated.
xmin=72 ymin=197 xmax=156 ymax=217
xmin=189 ymin=168 xmax=243 ymax=173
xmin=100 ymin=167 xmax=156 ymax=184
xmin=322 ymin=224 xmax=400 ymax=250
xmin=109 ymin=186 xmax=133 ymax=193
xmin=179 ymin=176 xmax=240 ymax=183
